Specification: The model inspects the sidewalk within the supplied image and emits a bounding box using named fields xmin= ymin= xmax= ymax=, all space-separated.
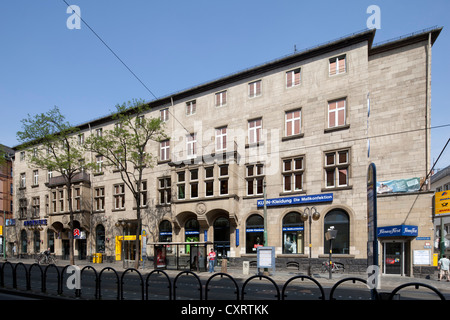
xmin=4 ymin=257 xmax=449 ymax=294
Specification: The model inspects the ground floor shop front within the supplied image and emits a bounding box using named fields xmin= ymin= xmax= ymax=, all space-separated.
xmin=6 ymin=192 xmax=436 ymax=276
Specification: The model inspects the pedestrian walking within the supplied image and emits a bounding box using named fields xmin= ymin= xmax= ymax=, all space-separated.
xmin=438 ymin=255 xmax=450 ymax=281
xmin=208 ymin=249 xmax=216 ymax=273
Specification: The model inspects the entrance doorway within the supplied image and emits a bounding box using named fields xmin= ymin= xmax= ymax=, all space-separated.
xmin=382 ymin=241 xmax=410 ymax=275
xmin=214 ymin=217 xmax=230 ymax=258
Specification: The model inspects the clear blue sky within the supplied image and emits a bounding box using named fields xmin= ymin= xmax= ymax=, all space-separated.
xmin=1 ymin=0 xmax=449 ymax=170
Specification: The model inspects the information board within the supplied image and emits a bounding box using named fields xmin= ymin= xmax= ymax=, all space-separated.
xmin=257 ymin=246 xmax=275 ymax=270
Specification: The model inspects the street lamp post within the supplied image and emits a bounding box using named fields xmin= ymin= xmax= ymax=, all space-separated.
xmin=301 ymin=207 xmax=320 ymax=277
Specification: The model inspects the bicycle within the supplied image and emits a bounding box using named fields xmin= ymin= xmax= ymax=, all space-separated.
xmin=36 ymin=252 xmax=57 ymax=265
xmin=321 ymin=261 xmax=343 ymax=273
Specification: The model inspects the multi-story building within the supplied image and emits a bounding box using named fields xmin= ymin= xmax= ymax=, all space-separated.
xmin=11 ymin=27 xmax=441 ymax=276
xmin=431 ymin=164 xmax=450 ymax=257
xmin=0 ymin=144 xmax=14 ymax=257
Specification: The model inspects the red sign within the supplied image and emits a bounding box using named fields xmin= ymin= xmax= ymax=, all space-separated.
xmin=74 ymin=228 xmax=80 ymax=237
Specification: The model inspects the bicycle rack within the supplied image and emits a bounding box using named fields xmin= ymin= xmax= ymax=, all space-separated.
xmin=329 ymin=277 xmax=378 ymax=300
xmin=173 ymin=271 xmax=202 ymax=300
xmin=98 ymin=267 xmax=120 ymax=300
xmin=81 ymin=265 xmax=99 ymax=299
xmin=121 ymin=268 xmax=144 ymax=300
xmin=13 ymin=262 xmax=28 ymax=290
xmin=241 ymin=274 xmax=280 ymax=300
xmin=281 ymin=275 xmax=325 ymax=300
xmin=28 ymin=263 xmax=44 ymax=293
xmin=43 ymin=264 xmax=61 ymax=295
xmin=145 ymin=269 xmax=172 ymax=300
xmin=205 ymin=272 xmax=240 ymax=300
xmin=388 ymin=282 xmax=446 ymax=300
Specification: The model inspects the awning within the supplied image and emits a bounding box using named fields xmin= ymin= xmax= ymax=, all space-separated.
xmin=377 ymin=225 xmax=418 ymax=238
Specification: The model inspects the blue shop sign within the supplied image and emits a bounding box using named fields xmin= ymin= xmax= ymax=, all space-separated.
xmin=377 ymin=225 xmax=418 ymax=238
xmin=24 ymin=219 xmax=47 ymax=227
xmin=257 ymin=193 xmax=333 ymax=208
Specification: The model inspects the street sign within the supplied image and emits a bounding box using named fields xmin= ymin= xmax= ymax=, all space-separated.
xmin=435 ymin=191 xmax=450 ymax=216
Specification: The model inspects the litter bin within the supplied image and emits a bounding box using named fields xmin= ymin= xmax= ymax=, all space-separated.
xmin=93 ymin=253 xmax=103 ymax=264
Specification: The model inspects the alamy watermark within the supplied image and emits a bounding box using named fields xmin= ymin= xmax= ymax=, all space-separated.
xmin=66 ymin=5 xmax=81 ymax=30
xmin=366 ymin=5 xmax=381 ymax=30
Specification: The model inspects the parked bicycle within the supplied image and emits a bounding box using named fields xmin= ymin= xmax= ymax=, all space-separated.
xmin=321 ymin=261 xmax=344 ymax=273
xmin=36 ymin=251 xmax=57 ymax=265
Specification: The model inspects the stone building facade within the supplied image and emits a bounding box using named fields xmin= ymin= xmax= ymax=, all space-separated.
xmin=10 ymin=27 xmax=441 ymax=276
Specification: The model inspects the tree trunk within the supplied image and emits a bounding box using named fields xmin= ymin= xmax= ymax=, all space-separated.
xmin=134 ymin=200 xmax=141 ymax=269
xmin=67 ymin=182 xmax=75 ymax=265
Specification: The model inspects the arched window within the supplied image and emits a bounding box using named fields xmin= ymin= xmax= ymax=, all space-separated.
xmin=324 ymin=209 xmax=350 ymax=254
xmin=282 ymin=212 xmax=304 ymax=254
xmin=96 ymin=224 xmax=105 ymax=253
xmin=246 ymin=214 xmax=264 ymax=254
xmin=159 ymin=220 xmax=172 ymax=242
xmin=47 ymin=229 xmax=54 ymax=253
xmin=185 ymin=218 xmax=199 ymax=242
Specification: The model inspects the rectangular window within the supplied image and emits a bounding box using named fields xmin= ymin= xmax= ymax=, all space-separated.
xmin=248 ymin=80 xmax=261 ymax=98
xmin=186 ymin=133 xmax=197 ymax=158
xmin=329 ymin=55 xmax=346 ymax=76
xmin=160 ymin=108 xmax=169 ymax=122
xmin=160 ymin=140 xmax=170 ymax=161
xmin=158 ymin=177 xmax=171 ymax=205
xmin=33 ymin=170 xmax=39 ymax=186
xmin=328 ymin=99 xmax=346 ymax=128
xmin=32 ymin=197 xmax=40 ymax=217
xmin=74 ymin=187 xmax=81 ymax=211
xmin=114 ymin=184 xmax=125 ymax=209
xmin=205 ymin=167 xmax=214 ymax=197
xmin=186 ymin=100 xmax=196 ymax=115
xmin=215 ymin=90 xmax=227 ymax=107
xmin=96 ymin=155 xmax=103 ymax=173
xmin=96 ymin=128 xmax=102 ymax=137
xmin=286 ymin=68 xmax=301 ymax=88
xmin=94 ymin=187 xmax=105 ymax=211
xmin=246 ymin=164 xmax=264 ymax=196
xmin=52 ymin=191 xmax=57 ymax=213
xmin=59 ymin=190 xmax=64 ymax=212
xmin=283 ymin=157 xmax=304 ymax=192
xmin=137 ymin=181 xmax=147 ymax=207
xmin=215 ymin=127 xmax=227 ymax=152
xmin=248 ymin=119 xmax=262 ymax=144
xmin=325 ymin=149 xmax=349 ymax=188
xmin=219 ymin=165 xmax=229 ymax=195
xmin=19 ymin=199 xmax=27 ymax=219
xmin=177 ymin=171 xmax=185 ymax=200
xmin=285 ymin=109 xmax=301 ymax=136
xmin=20 ymin=173 xmax=26 ymax=188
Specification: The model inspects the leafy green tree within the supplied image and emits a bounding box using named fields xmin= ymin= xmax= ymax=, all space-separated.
xmin=85 ymin=99 xmax=167 ymax=268
xmin=17 ymin=106 xmax=85 ymax=265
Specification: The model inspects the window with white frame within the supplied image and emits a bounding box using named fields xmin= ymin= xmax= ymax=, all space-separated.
xmin=160 ymin=140 xmax=170 ymax=161
xmin=96 ymin=155 xmax=103 ymax=173
xmin=96 ymin=128 xmax=102 ymax=137
xmin=328 ymin=98 xmax=346 ymax=128
xmin=158 ymin=177 xmax=171 ymax=205
xmin=160 ymin=108 xmax=169 ymax=122
xmin=33 ymin=170 xmax=39 ymax=186
xmin=285 ymin=109 xmax=301 ymax=136
xmin=215 ymin=90 xmax=227 ymax=107
xmin=186 ymin=133 xmax=197 ymax=158
xmin=114 ymin=184 xmax=125 ymax=209
xmin=286 ymin=68 xmax=301 ymax=88
xmin=20 ymin=173 xmax=26 ymax=188
xmin=246 ymin=164 xmax=264 ymax=196
xmin=215 ymin=126 xmax=227 ymax=152
xmin=329 ymin=55 xmax=346 ymax=76
xmin=248 ymin=80 xmax=261 ymax=98
xmin=325 ymin=149 xmax=350 ymax=188
xmin=282 ymin=157 xmax=304 ymax=192
xmin=248 ymin=118 xmax=262 ymax=144
xmin=94 ymin=187 xmax=105 ymax=211
xmin=186 ymin=100 xmax=196 ymax=115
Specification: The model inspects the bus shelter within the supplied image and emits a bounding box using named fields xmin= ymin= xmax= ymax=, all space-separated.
xmin=152 ymin=241 xmax=213 ymax=272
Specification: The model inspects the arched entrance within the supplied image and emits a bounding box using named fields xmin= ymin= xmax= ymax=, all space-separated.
xmin=213 ymin=217 xmax=230 ymax=258
xmin=323 ymin=209 xmax=350 ymax=254
xmin=246 ymin=214 xmax=264 ymax=254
